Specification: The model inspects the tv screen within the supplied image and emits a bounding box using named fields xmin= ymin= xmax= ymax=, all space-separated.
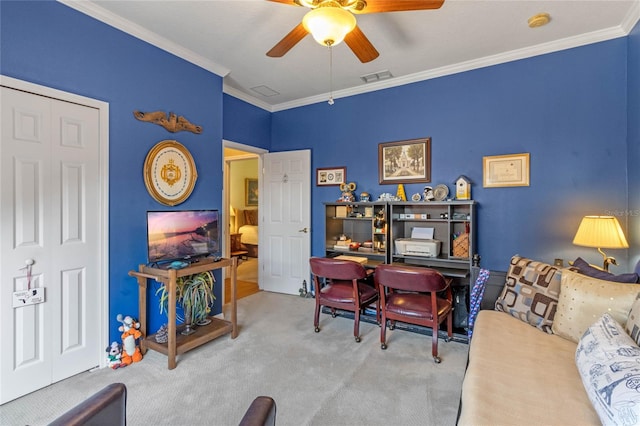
xmin=147 ymin=210 xmax=220 ymax=264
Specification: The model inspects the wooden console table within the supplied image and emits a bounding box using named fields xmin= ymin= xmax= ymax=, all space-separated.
xmin=128 ymin=257 xmax=238 ymax=369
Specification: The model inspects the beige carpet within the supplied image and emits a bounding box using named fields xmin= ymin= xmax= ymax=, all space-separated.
xmin=0 ymin=292 xmax=469 ymax=426
xmin=237 ymin=257 xmax=258 ymax=282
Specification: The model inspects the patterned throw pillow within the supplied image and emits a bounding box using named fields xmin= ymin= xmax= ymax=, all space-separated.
xmin=552 ymin=269 xmax=640 ymax=343
xmin=626 ymin=294 xmax=640 ymax=345
xmin=575 ymin=313 xmax=640 ymax=425
xmin=495 ymin=256 xmax=562 ymax=334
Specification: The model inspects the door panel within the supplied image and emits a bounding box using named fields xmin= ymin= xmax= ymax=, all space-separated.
xmin=1 ymin=86 xmax=101 ymax=403
xmin=260 ymin=150 xmax=311 ymax=295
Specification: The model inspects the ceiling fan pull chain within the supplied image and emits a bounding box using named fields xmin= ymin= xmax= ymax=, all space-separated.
xmin=328 ymin=44 xmax=335 ymax=105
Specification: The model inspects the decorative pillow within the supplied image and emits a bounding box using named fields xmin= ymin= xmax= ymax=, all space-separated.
xmin=494 ymin=256 xmax=562 ymax=334
xmin=244 ymin=209 xmax=258 ymax=226
xmin=626 ymin=293 xmax=640 ymax=345
xmin=552 ymin=269 xmax=640 ymax=343
xmin=573 ymin=257 xmax=639 ymax=283
xmin=575 ymin=313 xmax=640 ymax=425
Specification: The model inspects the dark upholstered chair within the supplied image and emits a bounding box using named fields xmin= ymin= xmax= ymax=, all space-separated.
xmin=309 ymin=257 xmax=378 ymax=342
xmin=375 ymin=264 xmax=453 ymax=363
xmin=49 ymin=383 xmax=127 ymax=426
xmin=238 ymin=396 xmax=277 ymax=426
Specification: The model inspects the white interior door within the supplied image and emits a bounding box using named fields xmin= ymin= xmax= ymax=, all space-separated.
xmin=0 ymin=85 xmax=103 ymax=404
xmin=260 ymin=150 xmax=311 ymax=294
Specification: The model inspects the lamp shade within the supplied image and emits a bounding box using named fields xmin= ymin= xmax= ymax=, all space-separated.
xmin=572 ymin=216 xmax=629 ymax=249
xmin=302 ymin=6 xmax=356 ymax=46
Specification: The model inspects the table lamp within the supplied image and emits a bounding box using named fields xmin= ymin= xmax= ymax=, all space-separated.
xmin=572 ymin=215 xmax=629 ymax=271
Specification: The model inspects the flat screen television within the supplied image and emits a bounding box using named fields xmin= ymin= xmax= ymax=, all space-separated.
xmin=147 ymin=210 xmax=220 ymax=265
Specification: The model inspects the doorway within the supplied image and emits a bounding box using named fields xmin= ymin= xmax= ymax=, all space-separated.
xmin=223 ymin=141 xmax=266 ymax=304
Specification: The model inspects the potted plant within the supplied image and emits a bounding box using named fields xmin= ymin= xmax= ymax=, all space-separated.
xmin=156 ymin=271 xmax=216 ymax=335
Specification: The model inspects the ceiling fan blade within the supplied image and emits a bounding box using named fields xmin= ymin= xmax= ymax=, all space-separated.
xmin=266 ymin=0 xmax=301 ymax=6
xmin=267 ymin=23 xmax=309 ymax=58
xmin=344 ymin=26 xmax=379 ymax=63
xmin=352 ymin=0 xmax=444 ymax=14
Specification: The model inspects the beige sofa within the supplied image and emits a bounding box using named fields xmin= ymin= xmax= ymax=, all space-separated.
xmin=458 ymin=256 xmax=640 ymax=426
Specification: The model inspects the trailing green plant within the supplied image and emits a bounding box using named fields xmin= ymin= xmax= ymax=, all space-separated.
xmin=155 ymin=271 xmax=216 ymax=324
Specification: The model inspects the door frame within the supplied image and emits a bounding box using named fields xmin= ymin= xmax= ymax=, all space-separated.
xmin=222 ymin=140 xmax=267 ymax=301
xmin=0 ymin=75 xmax=110 ymax=368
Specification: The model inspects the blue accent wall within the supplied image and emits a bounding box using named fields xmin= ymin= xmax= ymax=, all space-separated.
xmin=1 ymin=0 xmax=224 ymax=342
xmin=628 ymin=21 xmax=640 ymax=270
xmin=272 ymin=38 xmax=631 ymax=272
xmin=223 ymin=94 xmax=271 ymax=149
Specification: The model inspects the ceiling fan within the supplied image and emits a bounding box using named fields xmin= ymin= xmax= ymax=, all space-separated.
xmin=266 ymin=0 xmax=445 ymax=63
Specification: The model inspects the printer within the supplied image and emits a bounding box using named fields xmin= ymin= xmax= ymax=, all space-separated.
xmin=394 ymin=227 xmax=441 ymax=258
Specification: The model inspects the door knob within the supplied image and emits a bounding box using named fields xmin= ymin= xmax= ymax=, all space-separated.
xmin=298 ymin=227 xmax=309 ymax=233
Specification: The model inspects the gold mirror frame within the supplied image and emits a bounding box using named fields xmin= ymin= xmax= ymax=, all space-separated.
xmin=143 ymin=140 xmax=198 ymax=206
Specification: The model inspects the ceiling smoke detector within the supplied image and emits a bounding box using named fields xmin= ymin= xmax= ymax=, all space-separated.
xmin=528 ymin=13 xmax=551 ymax=28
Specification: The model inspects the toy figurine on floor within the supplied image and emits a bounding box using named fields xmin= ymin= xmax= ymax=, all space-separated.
xmin=106 ymin=341 xmax=124 ymax=369
xmin=116 ymin=314 xmax=143 ymax=366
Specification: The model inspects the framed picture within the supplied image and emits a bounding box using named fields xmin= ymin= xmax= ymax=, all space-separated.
xmin=143 ymin=139 xmax=198 ymax=206
xmin=483 ymin=153 xmax=530 ymax=187
xmin=378 ymin=138 xmax=431 ymax=184
xmin=245 ymin=178 xmax=258 ymax=206
xmin=316 ymin=167 xmax=346 ymax=186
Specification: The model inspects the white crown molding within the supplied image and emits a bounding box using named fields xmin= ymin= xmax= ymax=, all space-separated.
xmin=223 ymin=85 xmax=274 ymax=112
xmin=58 ymin=0 xmax=640 ymax=113
xmin=270 ymin=24 xmax=633 ymax=112
xmin=57 ymin=0 xmax=230 ymax=78
xmin=621 ymin=0 xmax=640 ymax=33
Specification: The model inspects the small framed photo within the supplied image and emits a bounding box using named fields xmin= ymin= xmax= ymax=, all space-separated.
xmin=316 ymin=167 xmax=346 ymax=186
xmin=378 ymin=138 xmax=431 ymax=184
xmin=483 ymin=153 xmax=530 ymax=187
xmin=245 ymin=178 xmax=258 ymax=205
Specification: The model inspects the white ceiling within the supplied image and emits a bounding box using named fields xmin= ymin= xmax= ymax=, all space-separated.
xmin=62 ymin=0 xmax=640 ymax=112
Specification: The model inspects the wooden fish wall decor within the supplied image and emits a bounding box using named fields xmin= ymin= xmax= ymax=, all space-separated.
xmin=133 ymin=110 xmax=203 ymax=134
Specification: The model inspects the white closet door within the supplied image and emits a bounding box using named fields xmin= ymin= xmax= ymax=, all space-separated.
xmin=0 ymin=86 xmax=101 ymax=404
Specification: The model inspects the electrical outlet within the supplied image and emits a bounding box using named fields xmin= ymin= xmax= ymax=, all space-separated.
xmin=12 ymin=287 xmax=45 ymax=308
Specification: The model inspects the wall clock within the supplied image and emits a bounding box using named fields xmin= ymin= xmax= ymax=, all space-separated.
xmin=143 ymin=140 xmax=197 ymax=206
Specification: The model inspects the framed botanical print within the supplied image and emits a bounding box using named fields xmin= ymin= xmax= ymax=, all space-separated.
xmin=378 ymin=138 xmax=431 ymax=184
xmin=143 ymin=140 xmax=197 ymax=206
xmin=316 ymin=167 xmax=346 ymax=186
xmin=245 ymin=178 xmax=258 ymax=206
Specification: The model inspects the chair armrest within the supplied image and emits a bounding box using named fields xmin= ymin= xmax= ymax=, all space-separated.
xmin=238 ymin=396 xmax=276 ymax=426
xmin=49 ymin=383 xmax=126 ymax=426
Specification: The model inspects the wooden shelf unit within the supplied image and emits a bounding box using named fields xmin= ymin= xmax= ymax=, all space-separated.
xmin=129 ymin=257 xmax=238 ymax=370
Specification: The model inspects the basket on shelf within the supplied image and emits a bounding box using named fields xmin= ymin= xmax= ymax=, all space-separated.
xmin=453 ymin=233 xmax=470 ymax=258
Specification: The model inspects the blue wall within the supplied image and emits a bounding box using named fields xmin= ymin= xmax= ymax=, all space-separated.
xmin=271 ymin=38 xmax=632 ymax=272
xmin=1 ymin=0 xmax=224 ymax=342
xmin=223 ymin=94 xmax=271 ymax=149
xmin=628 ymin=22 xmax=640 ymax=269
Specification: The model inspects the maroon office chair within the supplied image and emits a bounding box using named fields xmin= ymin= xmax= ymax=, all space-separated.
xmin=375 ymin=264 xmax=453 ymax=363
xmin=309 ymin=257 xmax=379 ymax=342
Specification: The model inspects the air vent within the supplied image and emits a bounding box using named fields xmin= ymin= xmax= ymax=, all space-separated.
xmin=360 ymin=70 xmax=393 ymax=83
xmin=250 ymin=85 xmax=280 ymax=97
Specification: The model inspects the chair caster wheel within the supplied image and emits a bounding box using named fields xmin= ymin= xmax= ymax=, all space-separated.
xmin=381 ymin=343 xmax=387 ymax=350
xmin=389 ymin=325 xmax=395 ymax=330
xmin=355 ymin=336 xmax=361 ymax=343
xmin=331 ymin=313 xmax=337 ymax=318
xmin=314 ymin=326 xmax=320 ymax=333
xmin=433 ymin=356 xmax=442 ymax=364
xmin=444 ymin=337 xmax=451 ymax=342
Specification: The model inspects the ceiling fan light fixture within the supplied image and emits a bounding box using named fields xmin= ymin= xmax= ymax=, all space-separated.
xmin=302 ymin=5 xmax=356 ymax=46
